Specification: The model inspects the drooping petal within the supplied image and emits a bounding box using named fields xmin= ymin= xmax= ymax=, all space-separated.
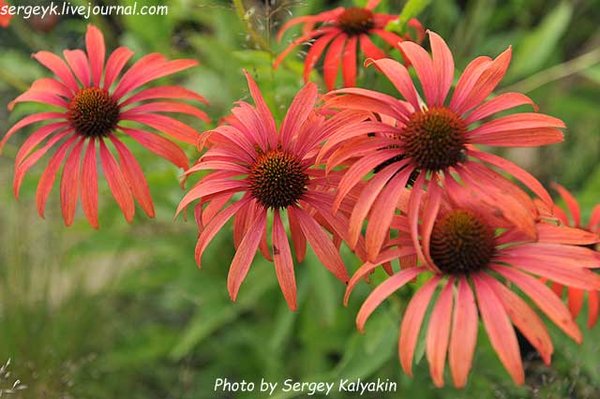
xmin=323 ymin=34 xmax=347 ymax=90
xmin=273 ymin=211 xmax=297 ymax=311
xmin=342 ymin=35 xmax=358 ymax=87
xmin=426 ymin=278 xmax=454 ymax=387
xmin=448 ymin=276 xmax=478 ymax=388
xmin=227 ymin=209 xmax=266 ymax=301
xmin=399 ymin=275 xmax=440 ymax=376
xmin=552 ymin=183 xmax=581 ymax=227
xmin=99 ymin=140 xmax=135 ymax=222
xmin=110 ymin=135 xmax=155 ymax=218
xmin=492 ymin=265 xmax=582 ymax=343
xmin=303 ymin=32 xmax=338 ymax=82
xmin=35 ymin=135 xmax=78 ymax=217
xmin=120 ymin=127 xmax=190 ymax=169
xmin=196 ymin=199 xmax=250 ymax=267
xmin=473 ymin=273 xmax=524 ymax=385
xmin=60 ymin=138 xmax=85 ymax=226
xmin=356 ymin=267 xmax=423 ymax=331
xmin=290 ymin=206 xmax=348 ymax=282
xmin=486 ymin=275 xmax=553 ymax=365
xmin=1 ymin=112 xmax=65 ymax=151
xmin=81 ymin=138 xmax=99 ymax=228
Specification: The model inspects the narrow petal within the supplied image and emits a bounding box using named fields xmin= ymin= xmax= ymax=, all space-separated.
xmin=242 ymin=70 xmax=277 ymax=146
xmin=122 ymin=101 xmax=210 ymax=123
xmin=32 ymin=51 xmax=79 ymax=92
xmin=177 ymin=179 xmax=246 ymax=215
xmin=120 ymin=127 xmax=190 ymax=169
xmin=60 ymin=138 xmax=85 ymax=226
xmin=280 ymin=82 xmax=318 ymax=149
xmin=366 ymin=57 xmax=420 ymax=110
xmin=449 ymin=56 xmax=492 ymax=113
xmin=63 ymin=49 xmax=91 ymax=87
xmin=448 ymin=276 xmax=478 ymax=388
xmin=588 ymin=291 xmax=599 ymax=328
xmin=365 ymin=170 xmax=411 ymax=260
xmin=360 ymin=34 xmax=386 ymax=60
xmin=356 ymin=267 xmax=422 ymax=331
xmin=35 ymin=135 xmax=77 ymax=217
xmin=536 ymin=224 xmax=599 ymax=245
xmin=429 ymin=31 xmax=454 ymax=106
xmin=399 ymin=275 xmax=440 ymax=376
xmin=473 ymin=274 xmax=524 ymax=385
xmin=470 ymin=149 xmax=552 ymax=205
xmin=103 ymin=47 xmax=134 ymax=90
xmin=125 ymin=113 xmax=199 ymax=144
xmin=288 ymin=206 xmax=307 ymax=263
xmin=397 ymin=40 xmax=437 ymax=106
xmin=486 ymin=275 xmax=553 ymax=365
xmin=195 ymin=199 xmax=250 ymax=267
xmin=119 ymin=85 xmax=208 ymax=107
xmin=110 ymin=136 xmax=155 ymax=218
xmin=552 ymin=183 xmax=581 ymax=227
xmin=323 ymin=34 xmax=346 ymax=90
xmin=342 ymin=35 xmax=358 ymax=87
xmin=15 ymin=122 xmax=70 ymax=167
xmin=303 ymin=32 xmax=337 ymax=82
xmin=290 ymin=206 xmax=348 ymax=282
xmin=81 ymin=138 xmax=99 ymax=228
xmin=99 ymin=140 xmax=135 ymax=222
xmin=227 ymin=209 xmax=266 ymax=301
xmin=492 ymin=265 xmax=582 ymax=343
xmin=1 ymin=112 xmax=65 ymax=151
xmin=465 ymin=92 xmax=537 ymax=125
xmin=85 ymin=25 xmax=105 ymax=87
xmin=274 ymin=28 xmax=338 ymax=69
xmin=426 ymin=278 xmax=454 ymax=387
xmin=567 ymin=288 xmax=585 ymax=319
xmin=273 ymin=211 xmax=297 ymax=311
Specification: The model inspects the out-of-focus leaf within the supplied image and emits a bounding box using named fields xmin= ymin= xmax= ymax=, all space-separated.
xmin=511 ymin=1 xmax=573 ymax=78
xmin=387 ymin=0 xmax=431 ymax=33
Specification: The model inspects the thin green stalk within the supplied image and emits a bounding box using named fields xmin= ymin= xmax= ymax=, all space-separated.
xmin=503 ymin=47 xmax=600 ymax=94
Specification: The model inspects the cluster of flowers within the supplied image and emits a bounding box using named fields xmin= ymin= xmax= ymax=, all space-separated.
xmin=2 ymin=0 xmax=599 ymax=389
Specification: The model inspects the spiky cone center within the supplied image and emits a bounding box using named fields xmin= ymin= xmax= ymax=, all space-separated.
xmin=337 ymin=7 xmax=375 ymax=36
xmin=401 ymin=107 xmax=467 ymax=171
xmin=430 ymin=209 xmax=496 ymax=275
xmin=249 ymin=149 xmax=309 ymax=209
xmin=68 ymin=87 xmax=120 ymax=138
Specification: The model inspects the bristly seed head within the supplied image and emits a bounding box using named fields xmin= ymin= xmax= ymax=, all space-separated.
xmin=68 ymin=87 xmax=119 ymax=138
xmin=401 ymin=107 xmax=467 ymax=171
xmin=430 ymin=209 xmax=496 ymax=275
xmin=249 ymin=149 xmax=309 ymax=209
xmin=337 ymin=7 xmax=374 ymax=36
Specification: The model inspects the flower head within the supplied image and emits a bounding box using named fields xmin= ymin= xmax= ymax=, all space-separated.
xmin=539 ymin=183 xmax=600 ymax=328
xmin=345 ymin=185 xmax=600 ymax=388
xmin=177 ymin=71 xmax=366 ymax=310
xmin=0 ymin=0 xmax=12 ymax=28
xmin=1 ymin=25 xmax=209 ymax=228
xmin=274 ymin=0 xmax=424 ymax=90
xmin=322 ymin=31 xmax=566 ymax=260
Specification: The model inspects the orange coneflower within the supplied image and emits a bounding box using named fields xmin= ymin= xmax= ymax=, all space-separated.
xmin=177 ymin=71 xmax=368 ymax=310
xmin=345 ymin=182 xmax=600 ymax=387
xmin=540 ymin=183 xmax=600 ymax=328
xmin=0 ymin=0 xmax=12 ymax=28
xmin=1 ymin=25 xmax=209 ymax=227
xmin=321 ymin=31 xmax=565 ymax=260
xmin=274 ymin=0 xmax=424 ymax=90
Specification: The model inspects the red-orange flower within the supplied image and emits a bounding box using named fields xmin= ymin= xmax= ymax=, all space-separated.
xmin=177 ymin=71 xmax=366 ymax=310
xmin=345 ymin=183 xmax=600 ymax=388
xmin=1 ymin=25 xmax=208 ymax=228
xmin=274 ymin=0 xmax=424 ymax=90
xmin=322 ymin=31 xmax=565 ymax=261
xmin=0 ymin=0 xmax=13 ymax=28
xmin=541 ymin=183 xmax=600 ymax=328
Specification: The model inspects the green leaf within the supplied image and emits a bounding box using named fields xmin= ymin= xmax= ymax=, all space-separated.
xmin=511 ymin=1 xmax=573 ymax=78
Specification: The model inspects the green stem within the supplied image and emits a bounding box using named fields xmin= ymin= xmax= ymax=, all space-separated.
xmin=503 ymin=47 xmax=600 ymax=94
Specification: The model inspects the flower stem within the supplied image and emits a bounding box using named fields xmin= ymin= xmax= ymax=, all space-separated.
xmin=503 ymin=47 xmax=600 ymax=94
xmin=232 ymin=0 xmax=271 ymax=52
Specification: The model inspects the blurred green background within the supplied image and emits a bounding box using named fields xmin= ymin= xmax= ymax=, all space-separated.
xmin=0 ymin=0 xmax=599 ymax=397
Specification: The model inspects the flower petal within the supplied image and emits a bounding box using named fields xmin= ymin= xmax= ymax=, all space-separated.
xmin=273 ymin=211 xmax=297 ymax=311
xmin=99 ymin=140 xmax=135 ymax=222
